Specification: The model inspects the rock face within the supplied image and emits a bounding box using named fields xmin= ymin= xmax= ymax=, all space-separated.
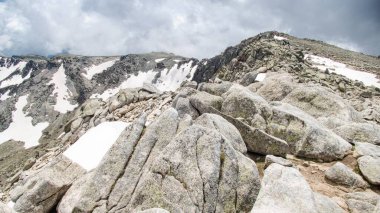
xmin=57 ymin=108 xmax=261 ymax=212
xmin=251 ymin=164 xmax=317 ymax=213
xmin=9 ymin=156 xmax=85 ymax=213
xmin=325 ymin=162 xmax=369 ymax=189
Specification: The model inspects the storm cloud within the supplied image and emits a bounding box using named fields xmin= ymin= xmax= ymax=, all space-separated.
xmin=0 ymin=0 xmax=379 ymax=58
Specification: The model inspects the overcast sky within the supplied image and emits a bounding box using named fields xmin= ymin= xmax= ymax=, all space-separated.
xmin=0 ymin=0 xmax=379 ymax=59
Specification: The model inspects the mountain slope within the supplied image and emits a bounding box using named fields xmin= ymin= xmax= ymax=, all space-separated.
xmin=1 ymin=31 xmax=380 ymax=213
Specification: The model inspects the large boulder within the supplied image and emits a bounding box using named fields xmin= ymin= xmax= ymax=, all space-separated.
xmin=268 ymin=102 xmax=352 ymax=161
xmin=58 ymin=108 xmax=261 ymax=212
xmin=344 ymin=191 xmax=379 ymax=213
xmin=334 ymin=123 xmax=380 ymax=145
xmin=9 ymin=156 xmax=85 ymax=213
xmin=314 ymin=193 xmax=345 ymax=213
xmin=256 ymin=73 xmax=297 ymax=101
xmin=357 ymin=156 xmax=380 ymax=185
xmin=194 ymin=113 xmax=247 ymax=154
xmin=353 ymin=142 xmax=380 ymax=158
xmin=283 ymin=85 xmax=361 ymax=122
xmin=221 ymin=85 xmax=272 ymax=123
xmin=325 ymin=162 xmax=369 ymax=189
xmin=251 ymin=163 xmax=318 ymax=213
xmin=198 ymin=81 xmax=233 ymax=96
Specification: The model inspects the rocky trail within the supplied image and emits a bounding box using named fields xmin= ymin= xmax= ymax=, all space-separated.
xmin=1 ymin=31 xmax=380 ymax=212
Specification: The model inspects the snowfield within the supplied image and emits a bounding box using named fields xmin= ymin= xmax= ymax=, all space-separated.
xmin=0 ymin=95 xmax=49 ymax=148
xmin=63 ymin=121 xmax=130 ymax=171
xmin=0 ymin=68 xmax=32 ymax=89
xmin=91 ymin=61 xmax=198 ymax=100
xmin=305 ymin=54 xmax=380 ymax=88
xmin=82 ymin=59 xmax=118 ymax=80
xmin=0 ymin=90 xmax=12 ymax=101
xmin=0 ymin=60 xmax=27 ymax=85
xmin=154 ymin=58 xmax=166 ymax=63
xmin=49 ymin=64 xmax=78 ymax=113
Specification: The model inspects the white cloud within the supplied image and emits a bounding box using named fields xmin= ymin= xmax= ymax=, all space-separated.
xmin=0 ymin=0 xmax=378 ymax=58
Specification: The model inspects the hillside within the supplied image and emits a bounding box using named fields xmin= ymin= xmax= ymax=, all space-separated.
xmin=1 ymin=31 xmax=380 ymax=213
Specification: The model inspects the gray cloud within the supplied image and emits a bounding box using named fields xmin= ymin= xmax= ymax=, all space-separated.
xmin=0 ymin=0 xmax=379 ymax=59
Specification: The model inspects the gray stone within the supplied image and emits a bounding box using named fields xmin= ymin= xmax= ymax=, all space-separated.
xmin=283 ymin=85 xmax=361 ymax=122
xmin=269 ymin=102 xmax=352 ymax=161
xmin=197 ymin=81 xmax=233 ymax=96
xmin=240 ymin=71 xmax=258 ymax=86
xmin=346 ymin=199 xmax=376 ymax=213
xmin=257 ymin=73 xmax=297 ymax=101
xmin=251 ymin=163 xmax=318 ymax=213
xmin=189 ymin=91 xmax=224 ymax=112
xmin=136 ymin=208 xmax=170 ymax=213
xmin=174 ymin=97 xmax=199 ymax=119
xmin=344 ymin=191 xmax=379 ymax=206
xmin=10 ymin=156 xmax=85 ymax=213
xmin=194 ymin=113 xmax=247 ymax=154
xmin=248 ymin=129 xmax=289 ymax=157
xmin=354 ymin=142 xmax=380 ymax=158
xmin=221 ymin=85 xmax=272 ymax=121
xmin=334 ymin=123 xmax=380 ymax=145
xmin=82 ymin=99 xmax=103 ymax=117
xmin=264 ymin=155 xmax=293 ymax=169
xmin=358 ymin=156 xmax=380 ymax=185
xmin=325 ymin=162 xmax=369 ymax=189
xmin=314 ymin=193 xmax=346 ymax=213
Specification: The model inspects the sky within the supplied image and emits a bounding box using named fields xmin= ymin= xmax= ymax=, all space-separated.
xmin=0 ymin=0 xmax=379 ymax=59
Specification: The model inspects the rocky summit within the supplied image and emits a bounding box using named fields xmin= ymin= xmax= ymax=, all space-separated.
xmin=1 ymin=31 xmax=380 ymax=213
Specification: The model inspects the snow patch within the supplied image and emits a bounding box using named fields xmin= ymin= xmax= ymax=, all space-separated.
xmin=7 ymin=201 xmax=15 ymax=209
xmin=91 ymin=61 xmax=197 ymax=100
xmin=63 ymin=121 xmax=129 ymax=171
xmin=49 ymin=64 xmax=78 ymax=113
xmin=274 ymin=35 xmax=287 ymax=41
xmin=0 ymin=95 xmax=49 ymax=148
xmin=155 ymin=58 xmax=166 ymax=63
xmin=256 ymin=73 xmax=266 ymax=82
xmin=0 ymin=90 xmax=12 ymax=101
xmin=0 ymin=61 xmax=27 ymax=82
xmin=0 ymin=68 xmax=33 ymax=88
xmin=82 ymin=59 xmax=117 ymax=79
xmin=173 ymin=59 xmax=182 ymax=63
xmin=305 ymin=54 xmax=380 ymax=88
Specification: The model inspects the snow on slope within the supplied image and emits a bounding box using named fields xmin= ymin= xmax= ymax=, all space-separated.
xmin=91 ymin=60 xmax=198 ymax=100
xmin=155 ymin=58 xmax=166 ymax=63
xmin=82 ymin=59 xmax=118 ymax=80
xmin=305 ymin=54 xmax=380 ymax=88
xmin=63 ymin=121 xmax=130 ymax=171
xmin=0 ymin=95 xmax=49 ymax=148
xmin=0 ymin=68 xmax=32 ymax=89
xmin=0 ymin=60 xmax=27 ymax=82
xmin=0 ymin=90 xmax=12 ymax=101
xmin=274 ymin=35 xmax=287 ymax=41
xmin=49 ymin=64 xmax=78 ymax=113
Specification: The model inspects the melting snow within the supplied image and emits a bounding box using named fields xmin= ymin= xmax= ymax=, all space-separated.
xmin=91 ymin=61 xmax=198 ymax=100
xmin=274 ymin=35 xmax=287 ymax=41
xmin=82 ymin=59 xmax=118 ymax=80
xmin=0 ymin=61 xmax=27 ymax=82
xmin=0 ymin=95 xmax=49 ymax=148
xmin=305 ymin=54 xmax=380 ymax=88
xmin=49 ymin=64 xmax=78 ymax=113
xmin=256 ymin=73 xmax=267 ymax=82
xmin=0 ymin=90 xmax=12 ymax=101
xmin=0 ymin=68 xmax=32 ymax=89
xmin=155 ymin=58 xmax=166 ymax=63
xmin=63 ymin=121 xmax=129 ymax=171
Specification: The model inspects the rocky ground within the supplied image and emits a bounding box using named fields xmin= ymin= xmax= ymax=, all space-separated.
xmin=1 ymin=31 xmax=380 ymax=212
